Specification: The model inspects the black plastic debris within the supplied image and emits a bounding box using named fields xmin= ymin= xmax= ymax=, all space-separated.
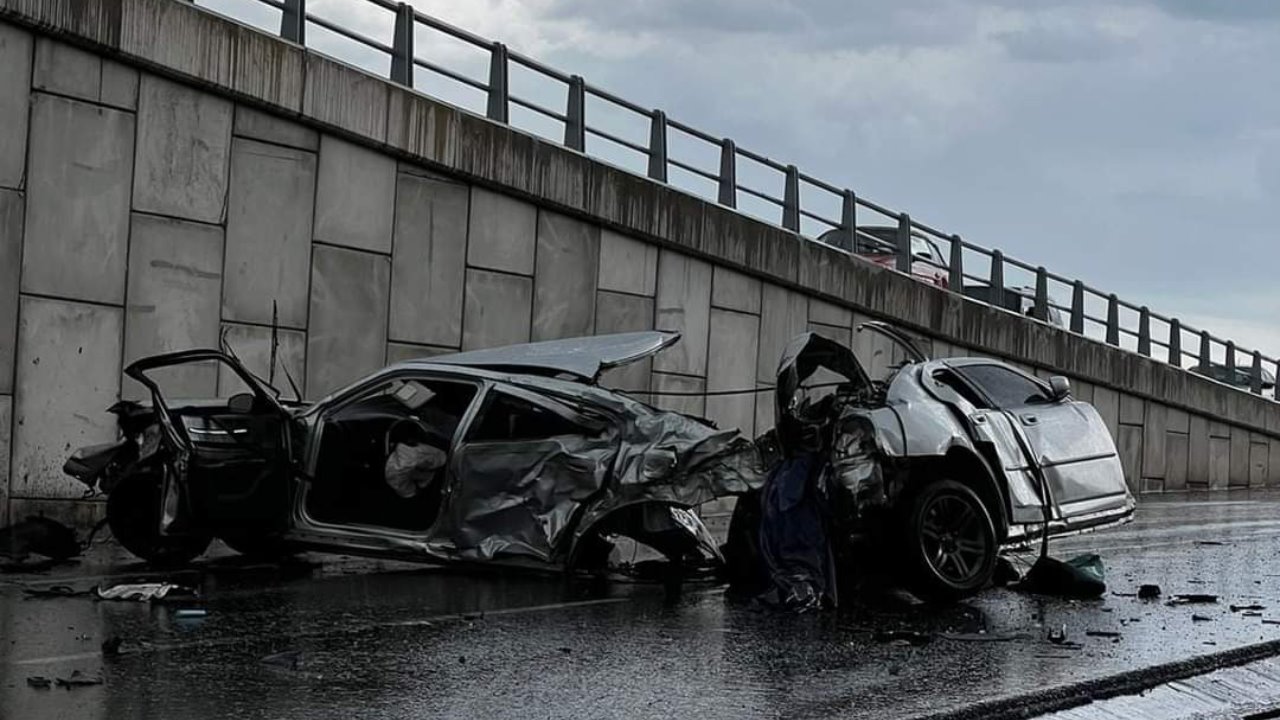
xmin=22 ymin=585 xmax=88 ymax=599
xmin=1015 ymin=554 xmax=1106 ymax=599
xmin=101 ymin=637 xmax=123 ymax=657
xmin=26 ymin=676 xmax=52 ymax=689
xmin=1048 ymin=625 xmax=1069 ymax=644
xmin=1231 ymin=604 xmax=1266 ymax=612
xmin=1191 ymin=614 xmax=1213 ymax=622
xmin=1169 ymin=594 xmax=1219 ymax=605
xmin=0 ymin=517 xmax=81 ymax=570
xmin=993 ymin=556 xmax=1021 ymax=587
xmin=1086 ymin=630 xmax=1122 ymax=638
xmin=55 ymin=670 xmax=103 ymax=688
xmin=1138 ymin=584 xmax=1162 ymax=599
xmin=940 ymin=631 xmax=1031 ymax=643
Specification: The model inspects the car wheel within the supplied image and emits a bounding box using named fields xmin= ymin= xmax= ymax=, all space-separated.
xmin=901 ymin=479 xmax=997 ymax=601
xmin=107 ymin=471 xmax=212 ymax=566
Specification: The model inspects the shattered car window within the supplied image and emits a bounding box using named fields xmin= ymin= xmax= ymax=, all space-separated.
xmin=956 ymin=364 xmax=1050 ymax=408
xmin=467 ymin=392 xmax=604 ymax=442
xmin=306 ymin=377 xmax=479 ymax=531
xmin=932 ymin=368 xmax=989 ymax=409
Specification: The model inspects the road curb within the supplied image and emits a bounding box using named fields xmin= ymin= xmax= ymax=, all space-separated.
xmin=909 ymin=637 xmax=1280 ymax=720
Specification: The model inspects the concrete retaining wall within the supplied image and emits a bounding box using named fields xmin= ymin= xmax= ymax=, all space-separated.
xmin=1 ymin=0 xmax=1278 ymax=527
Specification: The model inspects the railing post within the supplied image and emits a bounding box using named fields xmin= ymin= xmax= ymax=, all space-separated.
xmin=1105 ymin=294 xmax=1119 ymax=346
xmin=280 ymin=0 xmax=305 ymax=43
xmin=782 ymin=165 xmax=800 ymax=231
xmin=948 ymin=235 xmax=963 ymax=291
xmin=486 ymin=42 xmax=509 ymax=123
xmin=1226 ymin=341 xmax=1236 ymax=376
xmin=1251 ymin=351 xmax=1264 ymax=394
xmin=717 ymin=139 xmax=737 ymax=208
xmin=1069 ymin=280 xmax=1085 ymax=334
xmin=1033 ymin=267 xmax=1049 ymax=321
xmin=1275 ymin=360 xmax=1280 ymax=401
xmin=390 ymin=2 xmax=414 ymax=87
xmin=829 ymin=189 xmax=855 ymax=252
xmin=989 ymin=250 xmax=1005 ymax=306
xmin=1168 ymin=318 xmax=1181 ymax=367
xmin=896 ymin=213 xmax=912 ymax=273
xmin=647 ymin=110 xmax=668 ymax=182
xmin=1137 ymin=306 xmax=1151 ymax=356
xmin=1199 ymin=331 xmax=1212 ymax=372
xmin=563 ymin=75 xmax=585 ymax=151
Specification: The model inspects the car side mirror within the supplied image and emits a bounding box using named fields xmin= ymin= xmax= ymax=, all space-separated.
xmin=227 ymin=392 xmax=256 ymax=414
xmin=1048 ymin=376 xmax=1071 ymax=402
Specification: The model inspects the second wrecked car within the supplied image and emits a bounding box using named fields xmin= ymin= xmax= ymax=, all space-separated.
xmin=728 ymin=324 xmax=1136 ymax=604
xmin=64 ymin=332 xmax=761 ymax=576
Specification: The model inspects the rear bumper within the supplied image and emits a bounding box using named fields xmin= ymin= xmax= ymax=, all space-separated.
xmin=1004 ymin=495 xmax=1137 ymax=548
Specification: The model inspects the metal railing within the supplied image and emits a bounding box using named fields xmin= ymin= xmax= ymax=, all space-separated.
xmin=197 ymin=0 xmax=1280 ymax=401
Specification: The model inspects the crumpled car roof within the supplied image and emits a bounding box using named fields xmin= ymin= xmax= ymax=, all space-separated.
xmin=425 ymin=331 xmax=680 ymax=382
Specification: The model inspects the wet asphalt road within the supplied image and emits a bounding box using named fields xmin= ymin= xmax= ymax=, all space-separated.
xmin=4 ymin=493 xmax=1280 ymax=720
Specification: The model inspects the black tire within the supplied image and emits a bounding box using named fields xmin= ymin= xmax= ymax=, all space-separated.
xmin=900 ymin=479 xmax=997 ymax=601
xmin=107 ymin=471 xmax=212 ymax=566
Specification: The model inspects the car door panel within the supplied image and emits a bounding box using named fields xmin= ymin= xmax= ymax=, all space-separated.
xmin=1014 ymin=401 xmax=1129 ymax=517
xmin=429 ymin=386 xmax=618 ymax=564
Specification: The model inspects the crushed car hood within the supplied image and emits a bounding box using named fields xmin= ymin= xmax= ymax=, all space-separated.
xmin=428 ymin=331 xmax=680 ymax=383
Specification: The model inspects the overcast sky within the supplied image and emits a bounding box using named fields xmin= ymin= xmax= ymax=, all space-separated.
xmin=208 ymin=0 xmax=1280 ymax=362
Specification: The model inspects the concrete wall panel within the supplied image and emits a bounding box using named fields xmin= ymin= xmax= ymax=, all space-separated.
xmin=1229 ymin=426 xmax=1250 ymax=487
xmin=12 ymin=297 xmax=122 ymax=499
xmin=595 ymin=290 xmax=654 ymax=392
xmin=711 ymin=266 xmax=761 ymax=315
xmin=386 ymin=342 xmax=455 ymax=365
xmin=33 ymin=38 xmax=99 ymax=102
xmin=1271 ymin=437 xmax=1280 ymax=488
xmin=306 ymin=245 xmax=390 ymax=398
xmin=314 ymin=135 xmax=395 ymax=253
xmin=101 ymin=60 xmax=139 ymax=111
xmin=123 ymin=214 xmax=224 ymax=400
xmin=1093 ymin=386 xmax=1120 ymax=442
xmin=1209 ymin=437 xmax=1230 ymax=489
xmin=389 ymin=170 xmax=468 ymax=347
xmin=1119 ymin=393 xmax=1145 ymax=426
xmin=234 ymin=105 xmax=317 ymax=151
xmin=463 ymin=269 xmax=532 ymax=351
xmin=223 ymin=138 xmax=316 ymax=327
xmin=1250 ymin=439 xmax=1269 ymax=487
xmin=23 ymin=94 xmax=133 ymax=304
xmin=653 ymin=251 xmax=711 ymax=377
xmin=0 ymin=394 xmax=8 ymax=517
xmin=706 ymin=309 xmax=760 ymax=437
xmin=650 ymin=372 xmax=705 ymax=419
xmin=467 ymin=187 xmax=536 ymax=275
xmin=0 ymin=25 xmax=32 ymax=189
xmin=1188 ymin=414 xmax=1210 ymax=486
xmin=0 ymin=190 xmax=22 ymax=394
xmin=216 ymin=322 xmax=306 ymax=399
xmin=1142 ymin=404 xmax=1168 ymax=480
xmin=133 ymin=75 xmax=233 ymax=224
xmin=809 ymin=321 xmax=851 ymax=348
xmin=809 ymin=298 xmax=852 ymax=329
xmin=303 ymin=53 xmax=387 ymax=141
xmin=598 ymin=229 xmax=657 ymax=297
xmin=1165 ymin=432 xmax=1189 ymax=491
xmin=533 ymin=211 xmax=599 ymax=341
xmin=757 ymin=285 xmax=808 ymax=383
xmin=1118 ymin=425 xmax=1142 ymax=492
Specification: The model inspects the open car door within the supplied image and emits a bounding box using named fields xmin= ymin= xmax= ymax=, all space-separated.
xmin=125 ymin=350 xmax=295 ymax=539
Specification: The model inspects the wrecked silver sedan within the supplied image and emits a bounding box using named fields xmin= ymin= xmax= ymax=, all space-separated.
xmin=729 ymin=324 xmax=1136 ymax=603
xmin=64 ymin=332 xmax=761 ymax=576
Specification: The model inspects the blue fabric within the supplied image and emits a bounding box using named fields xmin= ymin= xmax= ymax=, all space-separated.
xmin=757 ymin=453 xmax=836 ymax=610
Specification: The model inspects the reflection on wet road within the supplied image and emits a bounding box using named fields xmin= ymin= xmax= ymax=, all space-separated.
xmin=5 ymin=492 xmax=1280 ymax=719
